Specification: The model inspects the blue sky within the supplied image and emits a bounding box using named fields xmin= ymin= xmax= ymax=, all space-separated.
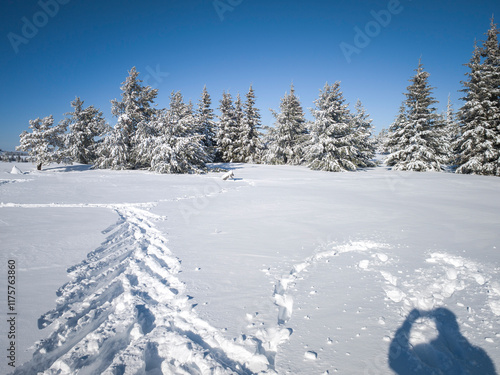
xmin=0 ymin=0 xmax=499 ymax=151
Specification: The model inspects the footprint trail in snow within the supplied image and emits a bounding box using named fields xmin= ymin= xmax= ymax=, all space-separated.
xmin=12 ymin=204 xmax=271 ymax=375
xmin=5 ymin=201 xmax=499 ymax=374
xmin=268 ymin=240 xmax=499 ymax=373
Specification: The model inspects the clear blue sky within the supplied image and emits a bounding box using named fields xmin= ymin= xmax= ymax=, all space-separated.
xmin=1 ymin=0 xmax=499 ymax=151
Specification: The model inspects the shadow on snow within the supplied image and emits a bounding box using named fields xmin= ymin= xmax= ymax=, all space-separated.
xmin=389 ymin=308 xmax=497 ymax=375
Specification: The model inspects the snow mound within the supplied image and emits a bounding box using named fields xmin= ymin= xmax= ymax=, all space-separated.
xmin=222 ymin=170 xmax=235 ymax=180
xmin=10 ymin=165 xmax=23 ymax=174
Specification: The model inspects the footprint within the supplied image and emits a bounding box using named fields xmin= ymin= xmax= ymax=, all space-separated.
xmin=376 ymin=253 xmax=389 ymax=262
xmin=384 ymin=286 xmax=406 ymax=303
xmin=358 ymin=260 xmax=370 ymax=269
xmin=304 ymin=351 xmax=318 ymax=360
xmin=380 ymin=271 xmax=398 ymax=286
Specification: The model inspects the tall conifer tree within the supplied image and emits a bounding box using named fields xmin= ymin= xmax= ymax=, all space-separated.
xmin=385 ymin=60 xmax=446 ymax=171
xmin=305 ymin=82 xmax=359 ymax=172
xmin=455 ymin=19 xmax=500 ymax=176
xmin=62 ymin=97 xmax=108 ymax=165
xmin=216 ymin=92 xmax=240 ymax=163
xmin=263 ymin=84 xmax=308 ymax=165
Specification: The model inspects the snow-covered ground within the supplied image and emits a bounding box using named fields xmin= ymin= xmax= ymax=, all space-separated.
xmin=0 ymin=161 xmax=499 ymax=374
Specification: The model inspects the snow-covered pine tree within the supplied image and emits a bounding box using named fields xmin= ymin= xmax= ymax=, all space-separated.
xmin=93 ymin=127 xmax=129 ymax=170
xmin=385 ymin=60 xmax=447 ymax=171
xmin=445 ymin=95 xmax=460 ymax=141
xmin=62 ymin=97 xmax=109 ymax=165
xmin=195 ymin=86 xmax=217 ymax=162
xmin=374 ymin=128 xmax=389 ymax=154
xmin=216 ymin=92 xmax=240 ymax=163
xmin=263 ymin=84 xmax=308 ymax=165
xmin=238 ymin=85 xmax=263 ymax=163
xmin=232 ymin=93 xmax=245 ymax=162
xmin=455 ymin=19 xmax=500 ymax=176
xmin=96 ymin=67 xmax=158 ymax=169
xmin=305 ymin=82 xmax=359 ymax=172
xmin=350 ymin=99 xmax=376 ymax=167
xmin=148 ymin=91 xmax=209 ymax=174
xmin=17 ymin=115 xmax=65 ymax=170
xmin=442 ymin=95 xmax=461 ymax=166
xmin=384 ymin=102 xmax=408 ymax=155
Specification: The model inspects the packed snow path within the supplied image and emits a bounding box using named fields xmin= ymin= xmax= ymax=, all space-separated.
xmin=11 ymin=204 xmax=271 ymax=375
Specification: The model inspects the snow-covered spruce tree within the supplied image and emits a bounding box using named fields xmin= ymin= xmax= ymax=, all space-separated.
xmin=305 ymin=82 xmax=360 ymax=172
xmin=375 ymin=128 xmax=390 ymax=154
xmin=61 ymin=97 xmax=109 ymax=165
xmin=384 ymin=102 xmax=408 ymax=155
xmin=216 ymin=92 xmax=241 ymax=163
xmin=455 ymin=19 xmax=500 ymax=176
xmin=351 ymin=99 xmax=376 ymax=167
xmin=17 ymin=115 xmax=65 ymax=170
xmin=445 ymin=95 xmax=460 ymax=140
xmin=195 ymin=85 xmax=217 ymax=162
xmin=147 ymin=91 xmax=209 ymax=174
xmin=385 ymin=61 xmax=447 ymax=171
xmin=238 ymin=85 xmax=263 ymax=163
xmin=232 ymin=93 xmax=245 ymax=162
xmin=262 ymin=83 xmax=308 ymax=165
xmin=95 ymin=67 xmax=158 ymax=170
xmin=443 ymin=95 xmax=461 ymax=166
xmin=92 ymin=126 xmax=129 ymax=170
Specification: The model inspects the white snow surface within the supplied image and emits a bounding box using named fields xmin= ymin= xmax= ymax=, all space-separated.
xmin=0 ymin=162 xmax=499 ymax=374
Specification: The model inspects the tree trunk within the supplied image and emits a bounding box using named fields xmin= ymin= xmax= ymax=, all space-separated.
xmin=37 ymin=163 xmax=42 ymax=171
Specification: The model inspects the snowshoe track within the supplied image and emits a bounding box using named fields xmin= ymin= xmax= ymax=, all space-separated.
xmin=13 ymin=205 xmax=270 ymax=375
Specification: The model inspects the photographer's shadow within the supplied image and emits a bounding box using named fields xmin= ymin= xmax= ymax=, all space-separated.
xmin=389 ymin=308 xmax=497 ymax=374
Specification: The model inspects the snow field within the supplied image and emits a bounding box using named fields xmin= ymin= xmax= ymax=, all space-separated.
xmin=1 ymin=162 xmax=499 ymax=374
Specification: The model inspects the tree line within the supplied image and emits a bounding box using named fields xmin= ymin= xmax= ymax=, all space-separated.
xmin=16 ymin=68 xmax=375 ymax=173
xmin=17 ymin=18 xmax=500 ymax=176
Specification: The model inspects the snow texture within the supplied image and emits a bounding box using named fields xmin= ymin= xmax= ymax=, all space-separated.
xmin=0 ymin=161 xmax=499 ymax=375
